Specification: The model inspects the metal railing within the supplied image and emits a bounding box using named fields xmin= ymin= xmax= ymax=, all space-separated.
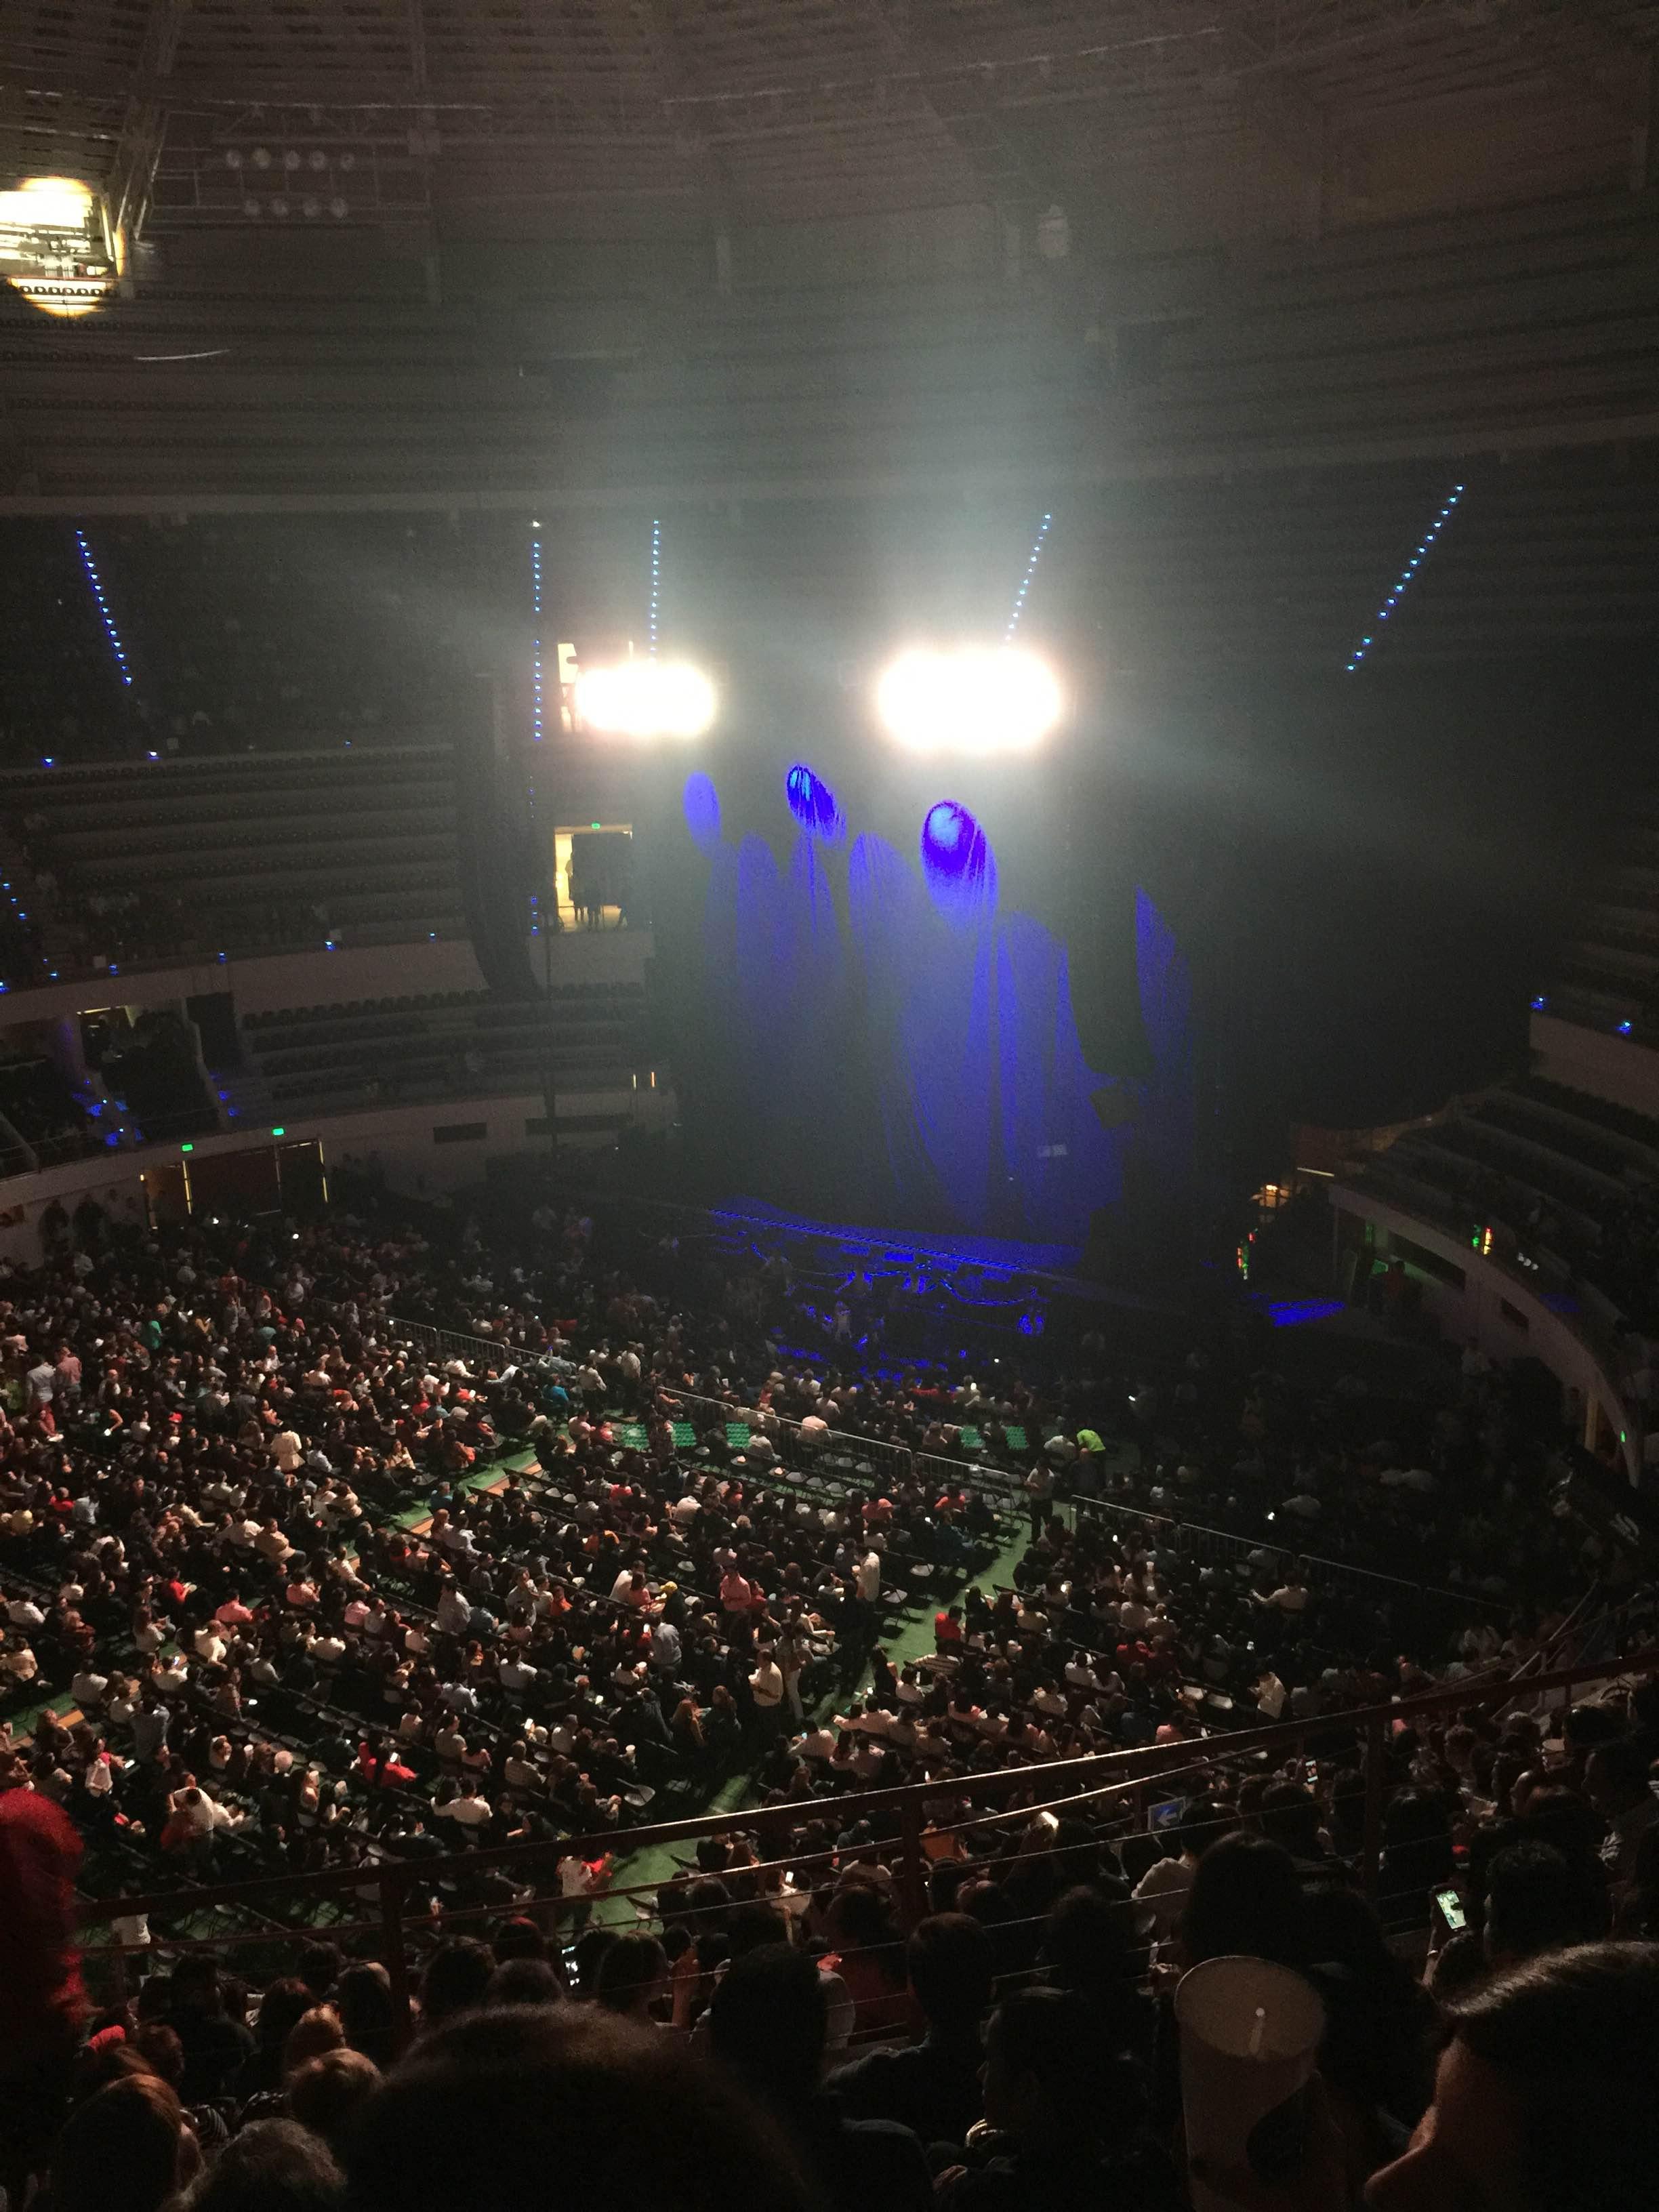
xmin=76 ymin=1647 xmax=1659 ymax=2049
xmin=1072 ymin=1494 xmax=1509 ymax=1618
xmin=384 ymin=1317 xmax=527 ymax=1371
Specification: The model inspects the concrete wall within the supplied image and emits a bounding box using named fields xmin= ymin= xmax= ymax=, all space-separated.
xmin=1332 ymin=1181 xmax=1637 ymax=1483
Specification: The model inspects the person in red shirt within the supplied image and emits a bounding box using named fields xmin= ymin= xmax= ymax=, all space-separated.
xmin=935 ymin=1605 xmax=964 ymax=1654
xmin=0 ymin=1764 xmax=89 ymax=2195
xmin=358 ymin=1738 xmax=418 ymax=1790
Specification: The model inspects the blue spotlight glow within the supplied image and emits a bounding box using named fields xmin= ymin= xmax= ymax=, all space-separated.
xmin=784 ymin=763 xmax=844 ymax=842
xmin=682 ymin=771 xmax=722 ymax=854
xmin=920 ymin=798 xmax=997 ymax=924
xmin=1618 ymin=1019 xmax=1634 ymax=1036
xmin=1347 ymin=483 xmax=1465 ymax=671
xmin=74 ymin=529 xmax=133 ymax=687
xmin=1006 ymin=512 xmax=1052 ymax=640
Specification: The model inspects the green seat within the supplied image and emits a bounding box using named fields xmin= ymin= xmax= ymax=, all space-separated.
xmin=725 ymin=1421 xmax=751 ymax=1448
xmin=1004 ymin=1425 xmax=1027 ymax=1451
xmin=670 ymin=1421 xmax=696 ymax=1448
xmin=615 ymin=1420 xmax=648 ymax=1448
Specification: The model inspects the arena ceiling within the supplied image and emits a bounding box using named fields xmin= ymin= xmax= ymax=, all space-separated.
xmin=2 ymin=0 xmax=1659 ymax=632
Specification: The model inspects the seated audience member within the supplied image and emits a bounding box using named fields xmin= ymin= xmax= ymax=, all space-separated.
xmin=180 ymin=2117 xmax=343 ymax=2212
xmin=830 ymin=1912 xmax=994 ymax=2147
xmin=594 ymin=1933 xmax=671 ymax=2023
xmin=287 ymin=2053 xmax=380 ymax=2158
xmin=483 ymin=1957 xmax=565 ymax=2009
xmin=339 ymin=2004 xmax=815 ymax=2212
xmin=820 ymin=1879 xmax=916 ymax=2040
xmin=1132 ymin=1797 xmax=1235 ymax=1933
xmin=41 ymin=2072 xmax=196 ymax=2212
xmin=1481 ymin=1840 xmax=1607 ymax=1969
xmin=232 ymin=1980 xmax=315 ymax=2104
xmin=1583 ymin=1736 xmax=1659 ymax=1904
xmin=415 ymin=1940 xmax=495 ymax=2032
xmin=1199 ymin=1942 xmax=1659 ymax=2212
xmin=1038 ymin=1883 xmax=1156 ymax=2062
xmin=0 ymin=1768 xmax=89 ymax=2193
xmin=1178 ymin=1832 xmax=1309 ymax=1971
xmin=334 ymin=1965 xmax=397 ymax=2070
xmin=937 ymin=1986 xmax=1168 ymax=2212
xmin=164 ymin=1955 xmax=256 ymax=2105
xmin=708 ymin=1944 xmax=933 ymax=2212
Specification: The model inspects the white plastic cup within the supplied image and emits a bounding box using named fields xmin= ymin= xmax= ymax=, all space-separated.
xmin=1175 ymin=1955 xmax=1326 ymax=2212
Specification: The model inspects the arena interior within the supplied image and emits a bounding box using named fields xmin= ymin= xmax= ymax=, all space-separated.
xmin=5 ymin=7 xmax=1659 ymax=2210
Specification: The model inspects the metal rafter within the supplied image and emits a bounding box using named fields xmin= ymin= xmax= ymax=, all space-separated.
xmin=609 ymin=0 xmax=737 ymax=216
xmin=858 ymin=0 xmax=1033 ymax=203
xmin=102 ymin=0 xmax=188 ymax=257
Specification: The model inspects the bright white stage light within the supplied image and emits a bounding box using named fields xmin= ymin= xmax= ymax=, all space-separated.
xmin=875 ymin=645 xmax=1064 ymax=754
xmin=574 ymin=659 xmax=716 ymax=739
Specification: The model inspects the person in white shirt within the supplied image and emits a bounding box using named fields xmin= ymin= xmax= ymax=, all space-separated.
xmin=1133 ymin=1797 xmax=1236 ymax=1933
xmin=556 ymin=1847 xmax=611 ymax=1937
xmin=1261 ymin=1575 xmax=1309 ymax=1614
xmin=440 ymin=1780 xmax=493 ymax=1828
xmin=752 ymin=1654 xmax=787 ymax=1734
xmin=856 ymin=1549 xmax=883 ymax=1604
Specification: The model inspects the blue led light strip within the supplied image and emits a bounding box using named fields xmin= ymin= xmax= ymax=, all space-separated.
xmin=1006 ymin=511 xmax=1052 ymax=640
xmin=1346 ymin=482 xmax=1465 ymax=672
xmin=649 ymin=516 xmax=661 ymax=658
xmin=74 ymin=529 xmax=133 ymax=687
xmin=531 ymin=528 xmax=544 ymax=741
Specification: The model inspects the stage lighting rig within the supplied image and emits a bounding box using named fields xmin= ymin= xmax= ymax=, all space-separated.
xmin=573 ymin=657 xmax=717 ymax=739
xmin=875 ymin=645 xmax=1064 ymax=755
xmin=0 ymin=177 xmax=119 ymax=318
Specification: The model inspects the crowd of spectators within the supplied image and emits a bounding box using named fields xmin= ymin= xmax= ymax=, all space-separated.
xmin=0 ymin=1184 xmax=1654 ymax=2209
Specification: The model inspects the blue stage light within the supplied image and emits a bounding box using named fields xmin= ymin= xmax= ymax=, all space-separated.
xmin=1347 ymin=481 xmax=1464 ymax=669
xmin=920 ymin=798 xmax=997 ymax=923
xmin=1006 ymin=512 xmax=1052 ymax=640
xmin=74 ymin=529 xmax=134 ymax=687
xmin=649 ymin=517 xmax=661 ymax=659
xmin=530 ymin=528 xmax=544 ymax=740
xmin=682 ymin=771 xmax=722 ymax=854
xmin=785 ymin=763 xmax=844 ymax=842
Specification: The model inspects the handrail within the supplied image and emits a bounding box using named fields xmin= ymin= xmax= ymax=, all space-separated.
xmin=80 ymin=1647 xmax=1659 ymax=1938
xmin=1072 ymin=1494 xmax=1511 ymax=1616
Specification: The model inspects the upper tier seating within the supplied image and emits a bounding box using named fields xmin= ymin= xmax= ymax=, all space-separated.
xmin=1350 ymin=1071 xmax=1659 ymax=1343
xmin=239 ymin=983 xmax=647 ymax=1115
xmin=0 ymin=747 xmax=466 ymax=977
xmin=0 ymin=515 xmax=480 ymax=766
xmin=1540 ymin=804 xmax=1659 ymax=1039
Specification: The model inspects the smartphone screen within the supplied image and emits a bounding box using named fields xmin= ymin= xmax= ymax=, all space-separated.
xmin=1433 ymin=1886 xmax=1467 ymax=1933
